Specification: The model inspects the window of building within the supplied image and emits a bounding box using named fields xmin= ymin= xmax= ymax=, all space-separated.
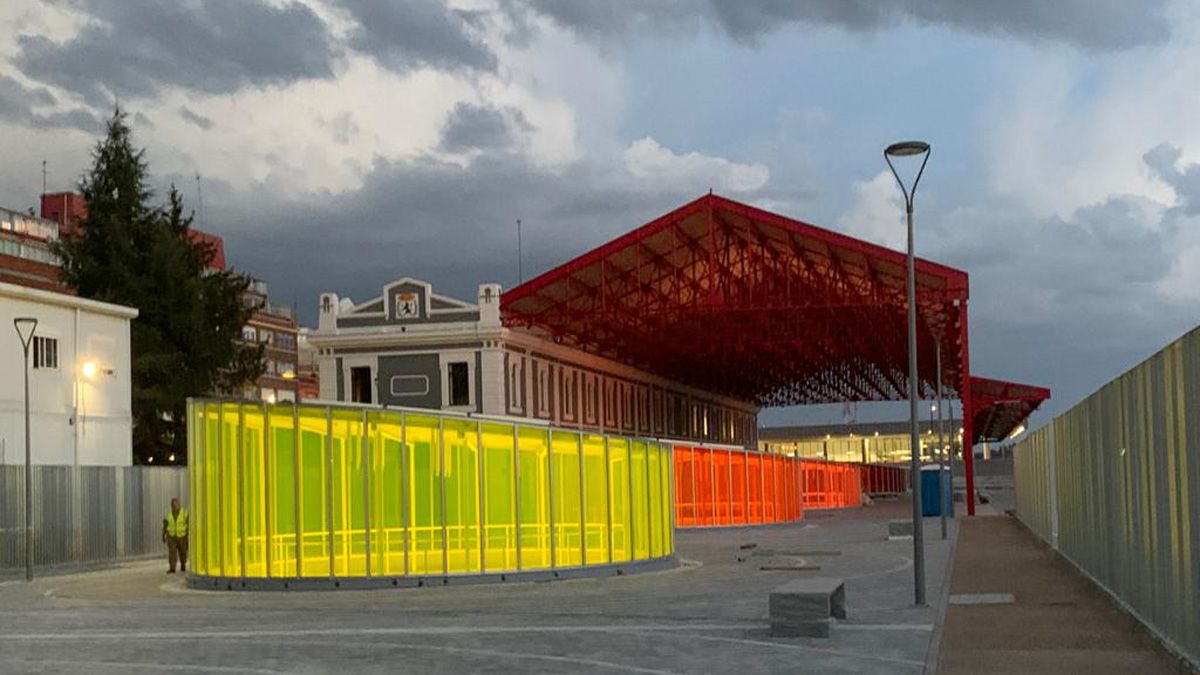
xmin=448 ymin=362 xmax=469 ymax=407
xmin=33 ymin=336 xmax=58 ymax=369
xmin=350 ymin=366 xmax=373 ymax=404
xmin=241 ymin=326 xmax=256 ymax=342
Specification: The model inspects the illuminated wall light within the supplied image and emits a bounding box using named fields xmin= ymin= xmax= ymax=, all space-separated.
xmin=81 ymin=361 xmax=98 ymax=380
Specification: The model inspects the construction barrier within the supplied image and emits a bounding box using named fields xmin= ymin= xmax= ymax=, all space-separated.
xmin=859 ymin=463 xmax=909 ymax=496
xmin=800 ymin=459 xmax=862 ymax=509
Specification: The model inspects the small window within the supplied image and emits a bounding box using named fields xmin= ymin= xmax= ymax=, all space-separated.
xmin=242 ymin=326 xmax=257 ymax=342
xmin=350 ymin=366 xmax=372 ymax=404
xmin=33 ymin=336 xmax=58 ymax=369
xmin=448 ymin=362 xmax=469 ymax=407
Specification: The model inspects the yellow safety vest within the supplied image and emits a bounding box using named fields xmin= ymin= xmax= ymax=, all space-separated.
xmin=165 ymin=509 xmax=188 ymax=537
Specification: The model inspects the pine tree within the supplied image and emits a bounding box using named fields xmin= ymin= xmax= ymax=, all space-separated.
xmin=55 ymin=107 xmax=263 ymax=463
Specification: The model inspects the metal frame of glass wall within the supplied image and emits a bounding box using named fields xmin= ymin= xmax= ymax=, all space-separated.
xmin=186 ymin=399 xmax=675 ymax=590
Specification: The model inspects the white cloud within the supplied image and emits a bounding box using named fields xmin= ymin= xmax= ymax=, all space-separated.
xmin=836 ymin=170 xmax=905 ymax=250
xmin=623 ymin=137 xmax=769 ymax=193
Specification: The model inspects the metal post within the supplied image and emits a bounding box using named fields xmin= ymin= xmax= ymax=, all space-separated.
xmin=264 ymin=403 xmax=272 ymax=577
xmin=886 ymin=140 xmax=930 ymax=608
xmin=477 ymin=420 xmax=486 ymax=573
xmin=689 ymin=447 xmax=697 ymax=527
xmin=439 ymin=418 xmax=448 ymax=576
xmin=401 ymin=412 xmax=409 ymax=576
xmin=906 ymin=202 xmax=926 ymax=606
xmin=743 ymin=449 xmax=750 ymax=524
xmin=362 ymin=409 xmax=370 ymax=577
xmin=217 ymin=404 xmax=225 ymax=577
xmin=644 ymin=442 xmax=652 ymax=554
xmin=14 ymin=318 xmax=35 ymax=582
xmin=577 ymin=434 xmax=586 ymax=566
xmin=709 ymin=447 xmax=716 ymax=527
xmin=293 ymin=403 xmax=301 ymax=579
xmin=936 ymin=343 xmax=947 ymax=540
xmin=603 ymin=436 xmax=613 ymax=563
xmin=513 ymin=426 xmax=522 ymax=571
xmin=325 ymin=408 xmax=334 ymax=579
xmin=237 ymin=404 xmax=246 ymax=580
xmin=546 ymin=428 xmax=555 ymax=568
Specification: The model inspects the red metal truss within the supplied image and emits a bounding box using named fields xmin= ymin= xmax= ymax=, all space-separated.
xmin=502 ymin=193 xmax=970 ymax=408
xmin=969 ymin=376 xmax=1050 ymax=444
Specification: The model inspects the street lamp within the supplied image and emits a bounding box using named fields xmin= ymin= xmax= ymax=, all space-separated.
xmin=885 ymin=139 xmax=931 ymax=607
xmin=13 ymin=317 xmax=37 ymax=582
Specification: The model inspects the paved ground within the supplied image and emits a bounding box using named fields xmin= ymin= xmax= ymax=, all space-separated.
xmin=936 ymin=515 xmax=1187 ymax=675
xmin=0 ymin=499 xmax=954 ymax=674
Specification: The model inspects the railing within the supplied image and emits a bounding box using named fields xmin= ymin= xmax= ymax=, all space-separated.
xmin=0 ymin=465 xmax=188 ymax=572
xmin=1013 ymin=326 xmax=1200 ymax=668
xmin=188 ymin=399 xmax=674 ymax=582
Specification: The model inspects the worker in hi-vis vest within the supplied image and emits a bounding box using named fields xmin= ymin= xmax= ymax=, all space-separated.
xmin=162 ymin=497 xmax=188 ymax=574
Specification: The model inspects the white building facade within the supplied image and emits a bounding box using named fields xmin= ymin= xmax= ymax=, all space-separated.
xmin=0 ymin=281 xmax=138 ymax=466
xmin=308 ymin=278 xmax=758 ymax=447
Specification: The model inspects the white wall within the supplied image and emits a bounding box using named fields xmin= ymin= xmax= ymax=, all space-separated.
xmin=0 ymin=283 xmax=136 ymax=466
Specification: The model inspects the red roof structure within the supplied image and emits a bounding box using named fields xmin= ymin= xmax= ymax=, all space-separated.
xmin=969 ymin=376 xmax=1050 ymax=444
xmin=502 ymin=193 xmax=1045 ymax=514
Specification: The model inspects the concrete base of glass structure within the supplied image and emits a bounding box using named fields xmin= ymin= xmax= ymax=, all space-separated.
xmin=186 ymin=554 xmax=678 ymax=591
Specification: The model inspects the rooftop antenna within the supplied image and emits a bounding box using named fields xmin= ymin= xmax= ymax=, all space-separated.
xmin=41 ymin=160 xmax=47 ymax=197
xmin=516 ymin=218 xmax=523 ymax=285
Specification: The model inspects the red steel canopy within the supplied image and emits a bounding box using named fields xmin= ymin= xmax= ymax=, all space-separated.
xmin=969 ymin=376 xmax=1051 ymax=444
xmin=501 ymin=193 xmax=1046 ymax=514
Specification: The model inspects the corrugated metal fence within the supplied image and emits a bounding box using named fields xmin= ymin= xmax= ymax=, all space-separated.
xmin=1013 ymin=326 xmax=1199 ymax=668
xmin=0 ymin=465 xmax=188 ymax=572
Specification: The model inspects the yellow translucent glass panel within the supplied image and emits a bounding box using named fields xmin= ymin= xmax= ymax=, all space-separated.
xmin=481 ymin=423 xmax=518 ymax=571
xmin=582 ymin=435 xmax=609 ymax=565
xmin=608 ymin=438 xmax=632 ymax=562
xmin=518 ymin=427 xmax=551 ymax=570
xmin=551 ymin=431 xmax=583 ymax=567
xmin=443 ymin=419 xmax=481 ymax=574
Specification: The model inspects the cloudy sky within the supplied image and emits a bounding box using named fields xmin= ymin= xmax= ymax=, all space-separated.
xmin=2 ymin=0 xmax=1199 ymax=426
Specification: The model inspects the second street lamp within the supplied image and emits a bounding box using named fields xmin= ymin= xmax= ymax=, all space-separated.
xmin=885 ymin=140 xmax=931 ymax=607
xmin=14 ymin=317 xmax=38 ymax=582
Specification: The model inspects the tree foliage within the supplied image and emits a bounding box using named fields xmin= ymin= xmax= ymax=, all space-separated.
xmin=55 ymin=107 xmax=263 ymax=463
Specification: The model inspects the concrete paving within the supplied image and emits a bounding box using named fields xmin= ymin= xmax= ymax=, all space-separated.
xmin=936 ymin=515 xmax=1187 ymax=675
xmin=0 ymin=499 xmax=955 ymax=674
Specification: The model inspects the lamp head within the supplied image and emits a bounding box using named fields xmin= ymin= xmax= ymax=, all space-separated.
xmin=885 ymin=141 xmax=930 ymax=157
xmin=81 ymin=361 xmax=98 ymax=380
xmin=13 ymin=317 xmax=37 ymax=350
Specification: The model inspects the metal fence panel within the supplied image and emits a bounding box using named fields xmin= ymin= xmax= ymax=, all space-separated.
xmin=1013 ymin=326 xmax=1200 ymax=668
xmin=0 ymin=464 xmax=188 ymax=573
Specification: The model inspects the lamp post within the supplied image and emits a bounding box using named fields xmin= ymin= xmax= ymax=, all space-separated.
xmin=14 ymin=317 xmax=38 ymax=582
xmin=885 ymin=140 xmax=931 ymax=606
xmin=935 ymin=342 xmax=947 ymax=540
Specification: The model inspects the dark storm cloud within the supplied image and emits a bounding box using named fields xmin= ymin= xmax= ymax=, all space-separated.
xmin=0 ymin=74 xmax=102 ymax=133
xmin=335 ymin=0 xmax=497 ymax=74
xmin=511 ymin=0 xmax=1169 ymax=50
xmin=209 ymin=152 xmax=706 ymax=325
xmin=438 ymin=103 xmax=532 ymax=152
xmin=14 ymin=0 xmax=335 ymax=107
xmin=179 ymin=107 xmax=214 ymax=131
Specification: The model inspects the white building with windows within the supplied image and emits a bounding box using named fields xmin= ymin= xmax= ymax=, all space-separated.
xmin=308 ymin=277 xmax=757 ymax=446
xmin=0 ymin=281 xmax=138 ymax=465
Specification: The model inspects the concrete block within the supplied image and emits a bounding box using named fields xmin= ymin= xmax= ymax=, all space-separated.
xmin=888 ymin=519 xmax=913 ymax=537
xmin=768 ymin=577 xmax=846 ymax=638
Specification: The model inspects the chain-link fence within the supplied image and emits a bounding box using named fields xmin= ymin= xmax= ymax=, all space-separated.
xmin=1013 ymin=326 xmax=1199 ymax=668
xmin=0 ymin=465 xmax=188 ymax=573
